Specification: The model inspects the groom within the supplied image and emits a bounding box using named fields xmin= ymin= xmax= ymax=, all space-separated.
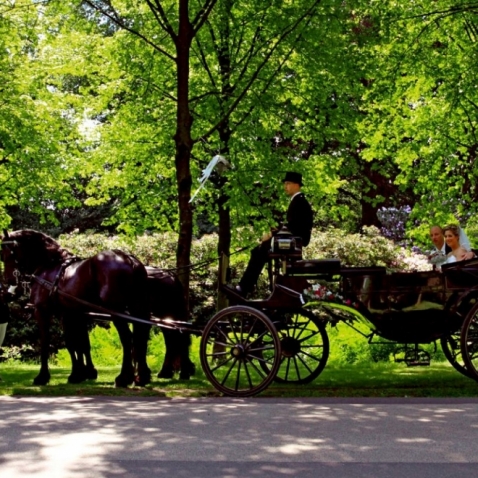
xmin=236 ymin=171 xmax=313 ymax=297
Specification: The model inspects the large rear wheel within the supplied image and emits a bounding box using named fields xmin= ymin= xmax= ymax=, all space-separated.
xmin=460 ymin=302 xmax=478 ymax=381
xmin=441 ymin=332 xmax=471 ymax=378
xmin=200 ymin=306 xmax=281 ymax=397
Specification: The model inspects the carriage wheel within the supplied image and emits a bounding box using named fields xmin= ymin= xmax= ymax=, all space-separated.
xmin=200 ymin=306 xmax=281 ymax=397
xmin=261 ymin=309 xmax=330 ymax=384
xmin=460 ymin=302 xmax=478 ymax=381
xmin=441 ymin=332 xmax=471 ymax=378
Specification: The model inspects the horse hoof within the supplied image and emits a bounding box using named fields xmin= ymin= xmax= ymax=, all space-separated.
xmin=68 ymin=373 xmax=86 ymax=384
xmin=157 ymin=369 xmax=174 ymax=379
xmin=134 ymin=376 xmax=151 ymax=387
xmin=86 ymin=367 xmax=98 ymax=380
xmin=179 ymin=362 xmax=196 ymax=380
xmin=33 ymin=376 xmax=50 ymax=386
xmin=115 ymin=376 xmax=133 ymax=388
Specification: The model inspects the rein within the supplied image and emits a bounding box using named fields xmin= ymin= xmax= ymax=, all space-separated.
xmin=31 ymin=275 xmax=200 ymax=333
xmin=157 ymin=245 xmax=251 ymax=275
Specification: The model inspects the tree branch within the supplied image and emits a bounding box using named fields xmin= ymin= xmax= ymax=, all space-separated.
xmin=191 ymin=0 xmax=219 ymax=36
xmin=196 ymin=0 xmax=323 ymax=142
xmin=82 ymin=0 xmax=176 ymax=62
xmin=144 ymin=0 xmax=178 ymax=42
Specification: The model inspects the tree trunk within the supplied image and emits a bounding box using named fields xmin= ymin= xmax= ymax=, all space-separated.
xmin=174 ymin=0 xmax=194 ymax=306
xmin=215 ymin=0 xmax=233 ymax=311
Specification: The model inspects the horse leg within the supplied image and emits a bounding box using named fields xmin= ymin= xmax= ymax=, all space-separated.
xmin=79 ymin=317 xmax=97 ymax=380
xmin=113 ymin=320 xmax=134 ymax=387
xmin=158 ymin=329 xmax=195 ymax=380
xmin=133 ymin=323 xmax=152 ymax=387
xmin=0 ymin=322 xmax=6 ymax=382
xmin=63 ymin=314 xmax=91 ymax=384
xmin=157 ymin=328 xmax=175 ymax=379
xmin=179 ymin=333 xmax=195 ymax=380
xmin=33 ymin=309 xmax=51 ymax=386
xmin=63 ymin=314 xmax=96 ymax=384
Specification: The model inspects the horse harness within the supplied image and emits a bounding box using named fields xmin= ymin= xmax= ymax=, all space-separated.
xmin=8 ymin=254 xmax=163 ymax=328
xmin=6 ymin=251 xmax=82 ymax=302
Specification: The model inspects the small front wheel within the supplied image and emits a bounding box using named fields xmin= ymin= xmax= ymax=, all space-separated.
xmin=200 ymin=306 xmax=281 ymax=397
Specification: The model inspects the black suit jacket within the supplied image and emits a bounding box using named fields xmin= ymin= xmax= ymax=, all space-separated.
xmin=285 ymin=193 xmax=313 ymax=246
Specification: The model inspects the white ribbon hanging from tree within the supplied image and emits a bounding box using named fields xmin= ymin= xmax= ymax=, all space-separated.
xmin=189 ymin=155 xmax=232 ymax=203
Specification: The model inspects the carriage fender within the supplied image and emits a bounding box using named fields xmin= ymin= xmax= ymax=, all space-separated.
xmin=449 ymin=289 xmax=478 ymax=317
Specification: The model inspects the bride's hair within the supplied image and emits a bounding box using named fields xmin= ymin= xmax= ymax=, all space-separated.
xmin=443 ymin=224 xmax=461 ymax=238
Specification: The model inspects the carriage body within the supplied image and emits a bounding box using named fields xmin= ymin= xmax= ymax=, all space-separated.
xmin=206 ymin=247 xmax=478 ymax=396
xmin=340 ymin=268 xmax=457 ymax=344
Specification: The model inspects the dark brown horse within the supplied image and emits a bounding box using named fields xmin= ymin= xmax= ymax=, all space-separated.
xmin=1 ymin=229 xmax=151 ymax=387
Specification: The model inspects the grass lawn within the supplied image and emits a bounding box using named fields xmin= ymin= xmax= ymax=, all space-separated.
xmin=1 ymin=361 xmax=478 ymax=398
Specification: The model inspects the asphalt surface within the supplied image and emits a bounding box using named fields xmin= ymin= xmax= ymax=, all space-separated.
xmin=1 ymin=396 xmax=478 ymax=478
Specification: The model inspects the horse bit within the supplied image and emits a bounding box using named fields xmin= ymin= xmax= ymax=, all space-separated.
xmin=11 ymin=269 xmax=32 ymax=297
xmin=1 ymin=240 xmax=32 ymax=297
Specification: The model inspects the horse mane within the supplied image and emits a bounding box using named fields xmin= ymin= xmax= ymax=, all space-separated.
xmin=10 ymin=229 xmax=74 ymax=265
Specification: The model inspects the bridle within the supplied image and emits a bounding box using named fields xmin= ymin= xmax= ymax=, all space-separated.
xmin=1 ymin=240 xmax=32 ymax=297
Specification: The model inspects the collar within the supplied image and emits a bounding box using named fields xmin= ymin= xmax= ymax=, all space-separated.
xmin=290 ymin=192 xmax=302 ymax=201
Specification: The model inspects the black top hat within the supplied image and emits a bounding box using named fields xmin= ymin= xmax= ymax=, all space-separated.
xmin=283 ymin=171 xmax=303 ymax=185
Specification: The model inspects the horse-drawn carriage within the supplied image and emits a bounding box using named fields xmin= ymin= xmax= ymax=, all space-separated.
xmin=201 ymin=230 xmax=478 ymax=396
xmin=2 ymin=229 xmax=478 ymax=397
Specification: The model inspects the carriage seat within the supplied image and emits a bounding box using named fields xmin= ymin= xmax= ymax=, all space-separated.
xmin=286 ymin=259 xmax=341 ymax=276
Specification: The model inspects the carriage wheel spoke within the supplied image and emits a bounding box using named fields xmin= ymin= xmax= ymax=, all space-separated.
xmin=296 ymin=329 xmax=321 ymax=344
xmin=296 ymin=352 xmax=315 ymax=374
xmin=299 ymin=348 xmax=324 ymax=362
xmin=214 ymin=324 xmax=236 ymax=347
xmin=209 ymin=355 xmax=234 ymax=373
xmin=220 ymin=357 xmax=238 ymax=386
xmin=234 ymin=360 xmax=242 ymax=391
xmin=243 ymin=361 xmax=254 ymax=389
xmin=243 ymin=317 xmax=259 ymax=344
xmin=293 ymin=355 xmax=302 ymax=381
xmin=283 ymin=357 xmax=292 ymax=380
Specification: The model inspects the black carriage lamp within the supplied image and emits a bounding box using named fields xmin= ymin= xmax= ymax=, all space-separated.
xmin=270 ymin=226 xmax=303 ymax=274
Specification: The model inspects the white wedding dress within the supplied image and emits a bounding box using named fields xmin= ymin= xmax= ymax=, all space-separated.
xmin=444 ymin=254 xmax=457 ymax=264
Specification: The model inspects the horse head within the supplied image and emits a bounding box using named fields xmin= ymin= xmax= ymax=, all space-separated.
xmin=1 ymin=230 xmax=20 ymax=289
xmin=1 ymin=229 xmax=67 ymax=288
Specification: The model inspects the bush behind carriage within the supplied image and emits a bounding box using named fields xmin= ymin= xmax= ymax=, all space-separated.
xmin=1 ymin=227 xmax=438 ymax=364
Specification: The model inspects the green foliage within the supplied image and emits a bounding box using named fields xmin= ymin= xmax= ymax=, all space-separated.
xmin=326 ymin=323 xmax=444 ymax=366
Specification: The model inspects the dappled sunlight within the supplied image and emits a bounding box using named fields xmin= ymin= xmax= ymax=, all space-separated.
xmin=396 ymin=438 xmax=432 ymax=443
xmin=1 ymin=396 xmax=478 ymax=477
xmin=263 ymin=438 xmax=330 ymax=456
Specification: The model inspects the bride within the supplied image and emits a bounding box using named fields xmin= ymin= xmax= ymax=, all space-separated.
xmin=443 ymin=224 xmax=472 ymax=264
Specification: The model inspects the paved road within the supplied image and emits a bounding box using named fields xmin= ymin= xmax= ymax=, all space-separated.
xmin=1 ymin=396 xmax=478 ymax=478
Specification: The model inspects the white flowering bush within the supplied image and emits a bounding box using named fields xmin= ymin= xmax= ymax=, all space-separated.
xmin=59 ymin=226 xmax=431 ymax=325
xmin=305 ymin=226 xmax=431 ymax=272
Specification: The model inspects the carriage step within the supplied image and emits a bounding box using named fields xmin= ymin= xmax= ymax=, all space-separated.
xmin=394 ymin=347 xmax=431 ymax=367
xmin=405 ymin=360 xmax=430 ymax=367
xmin=394 ymin=357 xmax=431 ymax=367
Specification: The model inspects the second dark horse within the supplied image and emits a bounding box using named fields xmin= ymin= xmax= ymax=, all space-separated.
xmin=1 ymin=229 xmax=159 ymax=387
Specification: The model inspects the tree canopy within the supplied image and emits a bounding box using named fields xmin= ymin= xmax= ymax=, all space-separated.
xmin=1 ymin=0 xmax=478 ymax=282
